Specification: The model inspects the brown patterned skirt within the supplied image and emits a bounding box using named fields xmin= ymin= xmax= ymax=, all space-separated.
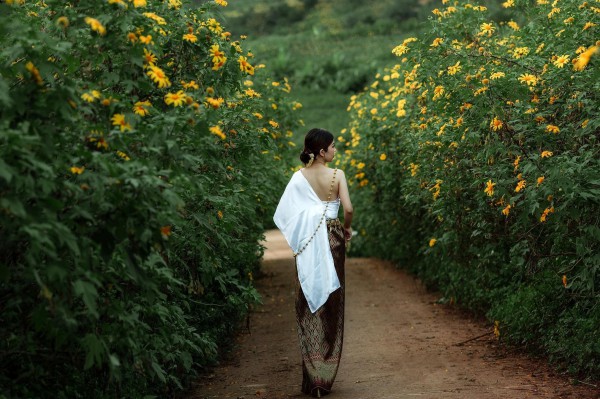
xmin=295 ymin=219 xmax=345 ymax=397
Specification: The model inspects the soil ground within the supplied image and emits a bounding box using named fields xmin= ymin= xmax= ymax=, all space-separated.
xmin=188 ymin=230 xmax=599 ymax=399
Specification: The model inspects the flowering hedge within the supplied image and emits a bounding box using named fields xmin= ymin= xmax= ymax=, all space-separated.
xmin=0 ymin=0 xmax=301 ymax=397
xmin=340 ymin=0 xmax=599 ymax=379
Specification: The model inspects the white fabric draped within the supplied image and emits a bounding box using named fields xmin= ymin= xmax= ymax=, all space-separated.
xmin=273 ymin=170 xmax=341 ymax=313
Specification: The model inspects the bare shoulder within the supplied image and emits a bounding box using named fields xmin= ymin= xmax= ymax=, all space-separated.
xmin=329 ymin=168 xmax=346 ymax=178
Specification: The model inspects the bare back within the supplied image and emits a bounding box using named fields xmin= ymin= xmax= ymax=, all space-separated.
xmin=300 ymin=166 xmax=352 ymax=215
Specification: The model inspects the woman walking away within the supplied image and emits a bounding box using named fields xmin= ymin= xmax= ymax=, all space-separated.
xmin=274 ymin=128 xmax=353 ymax=397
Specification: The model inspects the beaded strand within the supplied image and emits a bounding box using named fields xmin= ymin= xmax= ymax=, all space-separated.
xmin=293 ymin=169 xmax=337 ymax=258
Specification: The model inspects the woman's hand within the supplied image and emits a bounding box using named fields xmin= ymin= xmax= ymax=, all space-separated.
xmin=344 ymin=226 xmax=353 ymax=242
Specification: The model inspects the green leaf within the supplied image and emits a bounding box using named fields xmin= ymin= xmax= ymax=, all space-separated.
xmin=73 ymin=280 xmax=99 ymax=318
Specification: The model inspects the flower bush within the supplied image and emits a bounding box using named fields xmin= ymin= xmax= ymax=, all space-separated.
xmin=0 ymin=0 xmax=301 ymax=397
xmin=340 ymin=0 xmax=599 ymax=379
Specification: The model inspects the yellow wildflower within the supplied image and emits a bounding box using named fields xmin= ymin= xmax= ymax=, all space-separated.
xmin=139 ymin=35 xmax=152 ymax=45
xmin=70 ymin=166 xmax=85 ymax=175
xmin=164 ymin=91 xmax=186 ymax=107
xmin=143 ymin=48 xmax=157 ymax=65
xmin=133 ymin=100 xmax=151 ymax=116
xmin=146 ymin=65 xmax=171 ymax=88
xmin=541 ymin=150 xmax=553 ymax=158
xmin=479 ymin=22 xmax=495 ymax=37
xmin=553 ymin=55 xmax=570 ymax=68
xmin=183 ymin=33 xmax=198 ymax=43
xmin=133 ymin=0 xmax=146 ymax=7
xmin=484 ymin=180 xmax=496 ymax=197
xmin=540 ymin=206 xmax=555 ymax=222
xmin=537 ymin=176 xmax=545 ymax=186
xmin=518 ymin=73 xmax=538 ymax=86
xmin=515 ymin=180 xmax=526 ymax=192
xmin=502 ymin=204 xmax=511 ymax=216
xmin=546 ymin=124 xmax=560 ymax=134
xmin=583 ymin=22 xmax=597 ymax=30
xmin=429 ymin=238 xmax=437 ymax=247
xmin=490 ymin=117 xmax=503 ymax=131
xmin=85 ymin=17 xmax=106 ymax=36
xmin=238 ymin=56 xmax=254 ymax=75
xmin=209 ymin=126 xmax=226 ymax=140
xmin=380 ymin=154 xmax=387 ymax=161
xmin=111 ymin=114 xmax=131 ymax=132
xmin=431 ymin=38 xmax=443 ymax=47
xmin=573 ymin=46 xmax=598 ymax=71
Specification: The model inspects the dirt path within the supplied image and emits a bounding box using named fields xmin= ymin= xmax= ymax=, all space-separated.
xmin=189 ymin=230 xmax=599 ymax=399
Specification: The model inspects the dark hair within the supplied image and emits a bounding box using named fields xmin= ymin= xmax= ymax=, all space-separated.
xmin=299 ymin=128 xmax=334 ymax=164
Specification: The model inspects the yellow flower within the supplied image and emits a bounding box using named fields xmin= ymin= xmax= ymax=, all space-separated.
xmin=70 ymin=166 xmax=85 ymax=175
xmin=433 ymin=85 xmax=445 ymax=100
xmin=183 ymin=33 xmax=198 ymax=43
xmin=133 ymin=0 xmax=146 ymax=7
xmin=146 ymin=65 xmax=171 ymax=88
xmin=518 ymin=74 xmax=538 ymax=86
xmin=515 ymin=180 xmax=526 ymax=192
xmin=133 ymin=100 xmax=151 ymax=116
xmin=168 ymin=0 xmax=181 ymax=8
xmin=139 ymin=35 xmax=153 ymax=45
xmin=537 ymin=176 xmax=545 ymax=186
xmin=502 ymin=204 xmax=511 ymax=216
xmin=181 ymin=80 xmax=199 ymax=90
xmin=484 ymin=180 xmax=496 ymax=197
xmin=548 ymin=7 xmax=560 ymax=19
xmin=116 ymin=150 xmax=130 ymax=161
xmin=164 ymin=91 xmax=187 ymax=107
xmin=541 ymin=150 xmax=553 ymax=158
xmin=573 ymin=46 xmax=598 ymax=71
xmin=357 ymin=162 xmax=365 ymax=170
xmin=143 ymin=12 xmax=167 ymax=25
xmin=562 ymin=275 xmax=567 ymax=288
xmin=253 ymin=112 xmax=263 ymax=119
xmin=553 ymin=55 xmax=570 ymax=68
xmin=502 ymin=0 xmax=514 ymax=7
xmin=447 ymin=61 xmax=461 ymax=75
xmin=490 ymin=72 xmax=505 ymax=80
xmin=429 ymin=238 xmax=437 ymax=247
xmin=392 ymin=44 xmax=409 ymax=56
xmin=244 ymin=88 xmax=260 ymax=98
xmin=215 ymin=0 xmax=228 ymax=6
xmin=206 ymin=97 xmax=224 ymax=109
xmin=380 ymin=153 xmax=387 ymax=161
xmin=546 ymin=124 xmax=560 ymax=134
xmin=513 ymin=47 xmax=530 ymax=59
xmin=508 ymin=21 xmax=520 ymax=30
xmin=210 ymin=125 xmax=226 ymax=140
xmin=582 ymin=22 xmax=597 ymax=30
xmin=269 ymin=120 xmax=279 ymax=128
xmin=160 ymin=225 xmax=172 ymax=238
xmin=479 ymin=22 xmax=495 ymax=37
xmin=431 ymin=38 xmax=443 ymax=47
xmin=143 ymin=48 xmax=157 ymax=65
xmin=111 ymin=114 xmax=132 ymax=132
xmin=490 ymin=117 xmax=503 ymax=131
xmin=84 ymin=17 xmax=106 ymax=36
xmin=410 ymin=163 xmax=419 ymax=176
xmin=564 ymin=17 xmax=574 ymax=24
xmin=238 ymin=56 xmax=254 ymax=75
xmin=540 ymin=206 xmax=555 ymax=222
xmin=56 ymin=16 xmax=69 ymax=28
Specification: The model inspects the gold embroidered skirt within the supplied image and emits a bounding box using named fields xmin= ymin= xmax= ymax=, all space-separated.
xmin=295 ymin=218 xmax=345 ymax=397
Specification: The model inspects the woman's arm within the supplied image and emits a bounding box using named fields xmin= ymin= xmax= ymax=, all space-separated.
xmin=337 ymin=170 xmax=354 ymax=241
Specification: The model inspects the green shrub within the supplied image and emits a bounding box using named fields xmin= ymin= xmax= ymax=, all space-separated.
xmin=0 ymin=0 xmax=301 ymax=397
xmin=340 ymin=0 xmax=600 ymax=380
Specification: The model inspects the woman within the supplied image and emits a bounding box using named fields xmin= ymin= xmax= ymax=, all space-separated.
xmin=274 ymin=128 xmax=353 ymax=397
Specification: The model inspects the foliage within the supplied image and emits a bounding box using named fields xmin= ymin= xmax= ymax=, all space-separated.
xmin=0 ymin=0 xmax=302 ymax=397
xmin=340 ymin=0 xmax=600 ymax=380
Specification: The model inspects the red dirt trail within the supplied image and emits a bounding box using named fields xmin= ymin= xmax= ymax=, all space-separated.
xmin=188 ymin=230 xmax=599 ymax=399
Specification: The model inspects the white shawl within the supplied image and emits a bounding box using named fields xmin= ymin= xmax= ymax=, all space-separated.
xmin=273 ymin=170 xmax=341 ymax=313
